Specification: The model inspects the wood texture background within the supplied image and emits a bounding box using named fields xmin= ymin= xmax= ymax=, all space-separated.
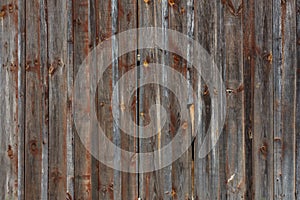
xmin=0 ymin=0 xmax=299 ymax=199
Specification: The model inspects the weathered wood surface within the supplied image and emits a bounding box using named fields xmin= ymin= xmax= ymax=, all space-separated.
xmin=0 ymin=0 xmax=299 ymax=199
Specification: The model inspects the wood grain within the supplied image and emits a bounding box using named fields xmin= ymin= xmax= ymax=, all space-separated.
xmin=0 ymin=0 xmax=19 ymax=199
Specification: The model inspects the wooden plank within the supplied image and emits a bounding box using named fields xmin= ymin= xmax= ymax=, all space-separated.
xmin=273 ymin=0 xmax=297 ymax=199
xmin=296 ymin=0 xmax=300 ymax=198
xmin=252 ymin=0 xmax=274 ymax=199
xmin=73 ymin=0 xmax=92 ymax=198
xmin=168 ymin=0 xmax=192 ymax=199
xmin=111 ymin=0 xmax=122 ymax=199
xmin=137 ymin=0 xmax=174 ymax=199
xmin=17 ymin=0 xmax=26 ymax=197
xmin=223 ymin=0 xmax=246 ymax=199
xmin=24 ymin=0 xmax=47 ymax=198
xmin=242 ymin=0 xmax=255 ymax=198
xmin=47 ymin=0 xmax=68 ymax=198
xmin=39 ymin=0 xmax=48 ymax=199
xmin=95 ymin=0 xmax=115 ymax=199
xmin=66 ymin=0 xmax=75 ymax=198
xmin=0 ymin=0 xmax=19 ymax=199
xmin=117 ymin=0 xmax=138 ymax=199
xmin=194 ymin=0 xmax=225 ymax=199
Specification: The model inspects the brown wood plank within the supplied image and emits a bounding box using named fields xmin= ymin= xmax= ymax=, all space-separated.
xmin=137 ymin=0 xmax=174 ymax=199
xmin=273 ymin=0 xmax=297 ymax=199
xmin=24 ymin=0 xmax=47 ymax=198
xmin=73 ymin=0 xmax=92 ymax=198
xmin=223 ymin=0 xmax=246 ymax=198
xmin=242 ymin=0 xmax=255 ymax=198
xmin=47 ymin=0 xmax=69 ymax=198
xmin=117 ymin=0 xmax=138 ymax=199
xmin=194 ymin=0 xmax=225 ymax=199
xmin=95 ymin=0 xmax=115 ymax=199
xmin=168 ymin=0 xmax=192 ymax=199
xmin=0 ymin=0 xmax=19 ymax=199
xmin=252 ymin=0 xmax=274 ymax=199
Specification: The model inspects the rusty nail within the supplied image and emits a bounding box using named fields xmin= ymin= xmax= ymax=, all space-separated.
xmin=144 ymin=0 xmax=150 ymax=4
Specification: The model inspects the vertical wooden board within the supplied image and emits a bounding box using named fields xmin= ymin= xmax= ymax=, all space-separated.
xmin=66 ymin=0 xmax=75 ymax=198
xmin=117 ymin=0 xmax=138 ymax=199
xmin=296 ymin=0 xmax=300 ymax=198
xmin=88 ymin=0 xmax=100 ymax=199
xmin=73 ymin=0 xmax=92 ymax=199
xmin=223 ymin=0 xmax=246 ymax=199
xmin=137 ymin=0 xmax=159 ymax=199
xmin=194 ymin=0 xmax=224 ymax=199
xmin=242 ymin=0 xmax=255 ymax=198
xmin=168 ymin=1 xmax=192 ymax=199
xmin=47 ymin=0 xmax=68 ymax=198
xmin=252 ymin=0 xmax=273 ymax=199
xmin=24 ymin=0 xmax=47 ymax=198
xmin=0 ymin=0 xmax=18 ymax=199
xmin=17 ymin=0 xmax=26 ymax=198
xmin=39 ymin=0 xmax=48 ymax=199
xmin=95 ymin=0 xmax=115 ymax=199
xmin=273 ymin=0 xmax=297 ymax=199
xmin=138 ymin=0 xmax=173 ymax=199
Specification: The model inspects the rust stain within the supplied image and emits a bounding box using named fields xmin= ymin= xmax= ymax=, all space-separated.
xmin=126 ymin=11 xmax=132 ymax=23
xmin=7 ymin=145 xmax=14 ymax=159
xmin=0 ymin=5 xmax=7 ymax=18
xmin=180 ymin=7 xmax=185 ymax=14
xmin=8 ymin=3 xmax=14 ymax=13
xmin=168 ymin=0 xmax=175 ymax=7
xmin=50 ymin=168 xmax=63 ymax=184
xmin=29 ymin=139 xmax=39 ymax=155
xmin=144 ymin=0 xmax=150 ymax=4
xmin=259 ymin=142 xmax=268 ymax=159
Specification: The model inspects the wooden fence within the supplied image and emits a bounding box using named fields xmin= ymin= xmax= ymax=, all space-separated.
xmin=0 ymin=0 xmax=299 ymax=199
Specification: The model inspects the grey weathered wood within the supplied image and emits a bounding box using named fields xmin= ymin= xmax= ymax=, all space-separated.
xmin=73 ymin=0 xmax=92 ymax=199
xmin=0 ymin=0 xmax=19 ymax=199
xmin=96 ymin=0 xmax=115 ymax=199
xmin=273 ymin=0 xmax=297 ymax=199
xmin=24 ymin=0 xmax=47 ymax=198
xmin=296 ymin=0 xmax=300 ymax=198
xmin=252 ymin=0 xmax=274 ymax=199
xmin=242 ymin=0 xmax=254 ymax=198
xmin=66 ymin=0 xmax=75 ymax=198
xmin=117 ymin=0 xmax=138 ymax=199
xmin=47 ymin=0 xmax=68 ymax=198
xmin=17 ymin=0 xmax=26 ymax=198
xmin=194 ymin=0 xmax=223 ymax=199
xmin=168 ymin=0 xmax=192 ymax=199
xmin=0 ymin=0 xmax=299 ymax=198
xmin=224 ymin=0 xmax=246 ymax=199
xmin=40 ymin=0 xmax=48 ymax=199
